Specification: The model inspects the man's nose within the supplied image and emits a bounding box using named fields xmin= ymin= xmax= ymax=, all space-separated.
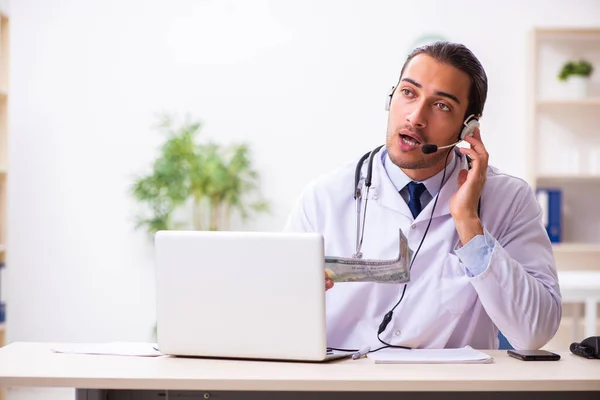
xmin=406 ymin=101 xmax=428 ymax=128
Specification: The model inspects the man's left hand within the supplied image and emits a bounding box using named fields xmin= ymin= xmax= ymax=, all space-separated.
xmin=449 ymin=127 xmax=488 ymax=245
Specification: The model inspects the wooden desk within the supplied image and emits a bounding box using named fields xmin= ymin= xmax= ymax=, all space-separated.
xmin=0 ymin=342 xmax=599 ymax=400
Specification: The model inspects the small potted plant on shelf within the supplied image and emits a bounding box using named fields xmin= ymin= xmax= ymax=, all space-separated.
xmin=557 ymin=59 xmax=594 ymax=99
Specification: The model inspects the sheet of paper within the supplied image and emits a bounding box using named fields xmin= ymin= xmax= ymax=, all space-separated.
xmin=367 ymin=346 xmax=493 ymax=364
xmin=51 ymin=342 xmax=163 ymax=357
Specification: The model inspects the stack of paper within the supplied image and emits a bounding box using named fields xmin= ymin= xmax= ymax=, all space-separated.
xmin=367 ymin=346 xmax=493 ymax=364
xmin=52 ymin=342 xmax=163 ymax=357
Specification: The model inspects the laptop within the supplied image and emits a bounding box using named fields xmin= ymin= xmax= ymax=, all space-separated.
xmin=154 ymin=230 xmax=353 ymax=362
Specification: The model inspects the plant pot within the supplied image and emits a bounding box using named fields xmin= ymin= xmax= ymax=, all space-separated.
xmin=563 ymin=76 xmax=590 ymax=99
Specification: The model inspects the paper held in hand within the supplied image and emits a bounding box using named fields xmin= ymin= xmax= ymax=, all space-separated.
xmin=324 ymin=229 xmax=412 ymax=283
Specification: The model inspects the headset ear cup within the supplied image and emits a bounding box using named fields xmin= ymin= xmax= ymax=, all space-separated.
xmin=459 ymin=118 xmax=480 ymax=141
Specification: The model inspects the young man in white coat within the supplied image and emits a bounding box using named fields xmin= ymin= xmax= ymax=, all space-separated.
xmin=284 ymin=42 xmax=562 ymax=351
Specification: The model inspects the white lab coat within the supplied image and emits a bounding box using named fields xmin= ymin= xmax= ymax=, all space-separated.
xmin=284 ymin=147 xmax=562 ymax=350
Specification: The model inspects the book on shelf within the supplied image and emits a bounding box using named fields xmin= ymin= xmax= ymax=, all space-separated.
xmin=536 ymin=188 xmax=562 ymax=243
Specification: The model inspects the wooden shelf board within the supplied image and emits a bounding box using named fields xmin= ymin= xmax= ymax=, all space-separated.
xmin=0 ymin=166 xmax=6 ymax=175
xmin=0 ymin=323 xmax=5 ymax=332
xmin=537 ymin=98 xmax=600 ymax=107
xmin=553 ymin=243 xmax=600 ymax=253
xmin=536 ymin=174 xmax=600 ymax=184
xmin=0 ymin=245 xmax=5 ymax=253
xmin=534 ymin=27 xmax=600 ymax=35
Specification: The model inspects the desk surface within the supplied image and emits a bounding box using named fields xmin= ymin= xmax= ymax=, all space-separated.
xmin=0 ymin=342 xmax=599 ymax=392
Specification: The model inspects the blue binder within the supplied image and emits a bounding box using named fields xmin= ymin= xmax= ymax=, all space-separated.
xmin=536 ymin=188 xmax=562 ymax=243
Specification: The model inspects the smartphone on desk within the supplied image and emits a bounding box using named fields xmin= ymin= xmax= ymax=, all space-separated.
xmin=507 ymin=349 xmax=561 ymax=361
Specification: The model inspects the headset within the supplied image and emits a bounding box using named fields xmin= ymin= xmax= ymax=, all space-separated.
xmin=385 ymin=85 xmax=480 ymax=153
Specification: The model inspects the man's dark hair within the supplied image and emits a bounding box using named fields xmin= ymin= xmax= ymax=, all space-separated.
xmin=399 ymin=41 xmax=488 ymax=119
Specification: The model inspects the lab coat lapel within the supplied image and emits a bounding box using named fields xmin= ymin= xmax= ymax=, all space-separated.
xmin=371 ymin=148 xmax=417 ymax=218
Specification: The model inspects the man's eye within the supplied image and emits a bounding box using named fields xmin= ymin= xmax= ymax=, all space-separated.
xmin=436 ymin=103 xmax=450 ymax=111
xmin=401 ymin=88 xmax=414 ymax=97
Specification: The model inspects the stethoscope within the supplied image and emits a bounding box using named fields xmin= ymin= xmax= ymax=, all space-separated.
xmin=348 ymin=143 xmax=457 ymax=351
xmin=352 ymin=144 xmax=384 ymax=258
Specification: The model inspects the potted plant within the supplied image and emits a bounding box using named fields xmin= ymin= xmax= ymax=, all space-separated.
xmin=558 ymin=59 xmax=594 ymax=99
xmin=131 ymin=114 xmax=270 ymax=237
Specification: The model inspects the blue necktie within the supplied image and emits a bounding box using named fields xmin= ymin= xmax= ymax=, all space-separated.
xmin=406 ymin=181 xmax=427 ymax=218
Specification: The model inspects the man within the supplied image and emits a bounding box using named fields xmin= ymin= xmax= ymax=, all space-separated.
xmin=284 ymin=41 xmax=561 ymax=351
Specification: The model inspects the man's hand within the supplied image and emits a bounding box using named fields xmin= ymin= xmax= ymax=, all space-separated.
xmin=449 ymin=127 xmax=487 ymax=245
xmin=325 ymin=271 xmax=334 ymax=291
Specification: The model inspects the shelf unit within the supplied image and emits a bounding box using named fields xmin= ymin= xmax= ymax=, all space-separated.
xmin=529 ymin=27 xmax=600 ymax=272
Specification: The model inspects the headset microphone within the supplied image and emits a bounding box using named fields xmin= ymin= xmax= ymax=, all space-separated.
xmin=420 ymin=114 xmax=480 ymax=155
xmin=421 ymin=140 xmax=461 ymax=154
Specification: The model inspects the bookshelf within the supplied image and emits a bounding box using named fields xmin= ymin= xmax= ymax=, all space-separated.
xmin=528 ymin=27 xmax=600 ymax=351
xmin=529 ymin=27 xmax=600 ymax=272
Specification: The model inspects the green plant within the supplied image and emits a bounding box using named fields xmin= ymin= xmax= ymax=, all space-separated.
xmin=558 ymin=60 xmax=594 ymax=81
xmin=131 ymin=114 xmax=270 ymax=235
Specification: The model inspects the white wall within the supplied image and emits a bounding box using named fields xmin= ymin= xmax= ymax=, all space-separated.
xmin=0 ymin=0 xmax=8 ymax=17
xmin=5 ymin=0 xmax=600 ymax=398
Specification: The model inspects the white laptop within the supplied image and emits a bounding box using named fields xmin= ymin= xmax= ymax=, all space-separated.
xmin=154 ymin=230 xmax=353 ymax=362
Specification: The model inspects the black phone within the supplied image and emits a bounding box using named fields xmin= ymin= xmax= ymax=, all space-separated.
xmin=507 ymin=349 xmax=561 ymax=361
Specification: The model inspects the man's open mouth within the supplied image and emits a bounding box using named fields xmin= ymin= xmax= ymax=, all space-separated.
xmin=400 ymin=134 xmax=421 ymax=146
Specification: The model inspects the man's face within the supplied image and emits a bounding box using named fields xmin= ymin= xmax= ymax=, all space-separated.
xmin=386 ymin=53 xmax=471 ymax=181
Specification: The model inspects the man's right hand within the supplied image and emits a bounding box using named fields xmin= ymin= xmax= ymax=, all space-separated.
xmin=325 ymin=271 xmax=334 ymax=291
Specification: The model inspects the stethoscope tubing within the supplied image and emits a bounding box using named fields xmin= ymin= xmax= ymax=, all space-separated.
xmin=353 ymin=144 xmax=384 ymax=258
